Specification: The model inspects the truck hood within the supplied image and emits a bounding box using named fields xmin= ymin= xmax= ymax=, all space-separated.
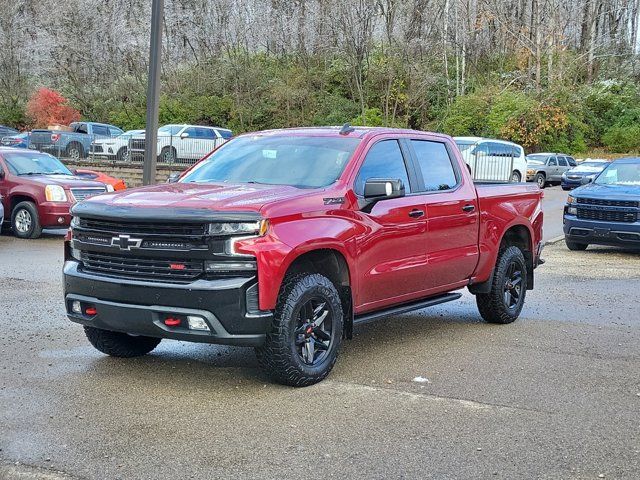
xmin=72 ymin=182 xmax=311 ymax=220
xmin=18 ymin=174 xmax=106 ymax=189
xmin=573 ymin=182 xmax=640 ymax=201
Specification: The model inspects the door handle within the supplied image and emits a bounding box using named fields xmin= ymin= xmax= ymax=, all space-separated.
xmin=462 ymin=204 xmax=475 ymax=212
xmin=408 ymin=209 xmax=425 ymax=218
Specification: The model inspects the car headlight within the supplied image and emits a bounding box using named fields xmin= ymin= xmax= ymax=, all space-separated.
xmin=208 ymin=221 xmax=267 ymax=236
xmin=70 ymin=216 xmax=80 ymax=228
xmin=105 ymin=184 xmax=115 ymax=192
xmin=45 ymin=185 xmax=68 ymax=202
xmin=527 ymin=169 xmax=535 ymax=175
xmin=567 ymin=195 xmax=575 ymax=204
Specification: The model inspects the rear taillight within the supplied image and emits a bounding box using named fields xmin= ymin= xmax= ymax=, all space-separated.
xmin=51 ymin=133 xmax=61 ymax=142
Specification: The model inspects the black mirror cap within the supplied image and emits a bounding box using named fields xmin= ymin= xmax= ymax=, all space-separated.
xmin=167 ymin=172 xmax=181 ymax=183
xmin=363 ymin=178 xmax=405 ymax=200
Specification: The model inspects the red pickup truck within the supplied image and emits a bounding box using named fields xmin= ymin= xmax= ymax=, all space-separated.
xmin=63 ymin=126 xmax=544 ymax=386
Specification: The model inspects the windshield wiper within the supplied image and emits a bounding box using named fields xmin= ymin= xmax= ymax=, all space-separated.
xmin=18 ymin=172 xmax=42 ymax=176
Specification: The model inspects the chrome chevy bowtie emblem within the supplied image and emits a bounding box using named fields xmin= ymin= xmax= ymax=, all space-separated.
xmin=111 ymin=234 xmax=143 ymax=251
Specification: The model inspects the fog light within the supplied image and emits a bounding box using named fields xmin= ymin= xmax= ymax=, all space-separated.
xmin=71 ymin=301 xmax=82 ymax=314
xmin=187 ymin=316 xmax=210 ymax=331
xmin=58 ymin=217 xmax=65 ymax=224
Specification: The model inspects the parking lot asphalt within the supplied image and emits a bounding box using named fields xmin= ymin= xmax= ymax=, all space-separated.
xmin=1 ymin=189 xmax=638 ymax=480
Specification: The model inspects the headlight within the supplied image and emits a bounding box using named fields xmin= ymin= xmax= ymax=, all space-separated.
xmin=567 ymin=207 xmax=577 ymax=215
xmin=45 ymin=185 xmax=68 ymax=202
xmin=105 ymin=184 xmax=115 ymax=192
xmin=527 ymin=169 xmax=535 ymax=175
xmin=208 ymin=220 xmax=267 ymax=236
xmin=70 ymin=216 xmax=80 ymax=228
xmin=567 ymin=195 xmax=575 ymax=204
xmin=204 ymin=260 xmax=257 ymax=273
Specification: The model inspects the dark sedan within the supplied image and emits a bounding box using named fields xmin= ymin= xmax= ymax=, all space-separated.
xmin=561 ymin=160 xmax=609 ymax=190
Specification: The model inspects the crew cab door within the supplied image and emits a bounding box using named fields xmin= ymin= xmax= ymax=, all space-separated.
xmin=353 ymin=138 xmax=431 ymax=312
xmin=407 ymin=138 xmax=480 ymax=290
xmin=547 ymin=157 xmax=559 ymax=181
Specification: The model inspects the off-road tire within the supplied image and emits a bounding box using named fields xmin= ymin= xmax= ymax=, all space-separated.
xmin=535 ymin=172 xmax=546 ymax=188
xmin=84 ymin=326 xmax=161 ymax=357
xmin=255 ymin=273 xmax=343 ymax=387
xmin=11 ymin=201 xmax=43 ymax=239
xmin=565 ymin=239 xmax=588 ymax=251
xmin=476 ymin=246 xmax=527 ymax=324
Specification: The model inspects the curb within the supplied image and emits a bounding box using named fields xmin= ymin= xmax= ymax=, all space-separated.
xmin=545 ymin=235 xmax=565 ymax=245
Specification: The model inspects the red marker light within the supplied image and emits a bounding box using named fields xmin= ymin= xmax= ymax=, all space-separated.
xmin=164 ymin=317 xmax=181 ymax=327
xmin=169 ymin=264 xmax=186 ymax=270
xmin=85 ymin=307 xmax=97 ymax=315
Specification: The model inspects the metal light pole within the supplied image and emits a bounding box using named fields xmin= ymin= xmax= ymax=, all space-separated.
xmin=142 ymin=0 xmax=164 ymax=185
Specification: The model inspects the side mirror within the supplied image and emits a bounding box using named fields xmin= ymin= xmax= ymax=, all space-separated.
xmin=180 ymin=132 xmax=189 ymax=140
xmin=581 ymin=176 xmax=593 ymax=185
xmin=167 ymin=172 xmax=181 ymax=183
xmin=363 ymin=178 xmax=405 ymax=200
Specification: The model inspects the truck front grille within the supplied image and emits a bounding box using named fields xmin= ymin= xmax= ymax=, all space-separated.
xmin=576 ymin=208 xmax=637 ymax=223
xmin=577 ymin=197 xmax=639 ymax=208
xmin=71 ymin=188 xmax=107 ymax=202
xmin=80 ymin=251 xmax=204 ymax=282
xmin=78 ymin=218 xmax=208 ymax=237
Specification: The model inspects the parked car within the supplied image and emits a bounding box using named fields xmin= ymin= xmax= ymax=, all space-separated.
xmin=1 ymin=132 xmax=30 ymax=149
xmin=0 ymin=125 xmax=18 ymax=138
xmin=30 ymin=122 xmax=124 ymax=160
xmin=526 ymin=153 xmax=577 ymax=188
xmin=129 ymin=124 xmax=232 ymax=163
xmin=89 ymin=129 xmax=144 ymax=161
xmin=564 ymin=157 xmax=640 ymax=250
xmin=0 ymin=148 xmax=108 ymax=238
xmin=64 ymin=126 xmax=544 ymax=387
xmin=561 ymin=160 xmax=610 ymax=190
xmin=454 ymin=137 xmax=527 ymax=183
xmin=72 ymin=168 xmax=126 ymax=191
xmin=0 ymin=194 xmax=4 ymax=228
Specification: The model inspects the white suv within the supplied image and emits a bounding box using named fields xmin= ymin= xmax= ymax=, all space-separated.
xmin=130 ymin=124 xmax=233 ymax=163
xmin=454 ymin=137 xmax=527 ymax=183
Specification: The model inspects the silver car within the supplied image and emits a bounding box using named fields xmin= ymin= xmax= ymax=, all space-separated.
xmin=526 ymin=153 xmax=577 ymax=188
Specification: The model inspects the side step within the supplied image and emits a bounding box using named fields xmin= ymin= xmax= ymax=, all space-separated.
xmin=353 ymin=292 xmax=462 ymax=326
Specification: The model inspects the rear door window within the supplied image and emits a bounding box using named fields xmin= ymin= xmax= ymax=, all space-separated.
xmin=410 ymin=140 xmax=458 ymax=191
xmin=355 ymin=140 xmax=411 ymax=195
xmin=548 ymin=157 xmax=558 ymax=166
xmin=558 ymin=158 xmax=568 ymax=167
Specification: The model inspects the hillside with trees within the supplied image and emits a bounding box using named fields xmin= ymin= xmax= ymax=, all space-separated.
xmin=1 ymin=0 xmax=639 ymax=152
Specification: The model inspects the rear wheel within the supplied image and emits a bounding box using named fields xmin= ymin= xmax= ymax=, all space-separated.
xmin=116 ymin=146 xmax=130 ymax=161
xmin=159 ymin=146 xmax=177 ymax=163
xmin=511 ymin=171 xmax=522 ymax=183
xmin=535 ymin=173 xmax=546 ymax=188
xmin=11 ymin=201 xmax=42 ymax=239
xmin=255 ymin=273 xmax=343 ymax=387
xmin=66 ymin=142 xmax=84 ymax=160
xmin=476 ymin=246 xmax=527 ymax=324
xmin=84 ymin=326 xmax=161 ymax=357
xmin=565 ymin=239 xmax=588 ymax=251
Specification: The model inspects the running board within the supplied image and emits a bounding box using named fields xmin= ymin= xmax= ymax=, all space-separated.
xmin=353 ymin=292 xmax=462 ymax=326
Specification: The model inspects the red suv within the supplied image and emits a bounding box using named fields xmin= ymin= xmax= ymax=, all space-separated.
xmin=0 ymin=148 xmax=109 ymax=238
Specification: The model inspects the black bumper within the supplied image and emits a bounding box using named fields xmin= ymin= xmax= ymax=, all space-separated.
xmin=63 ymin=261 xmax=272 ymax=347
xmin=564 ymin=217 xmax=640 ymax=247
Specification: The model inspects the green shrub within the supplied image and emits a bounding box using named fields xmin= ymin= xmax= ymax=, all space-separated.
xmin=602 ymin=125 xmax=640 ymax=153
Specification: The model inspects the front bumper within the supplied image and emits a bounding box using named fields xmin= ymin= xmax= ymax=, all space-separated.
xmin=39 ymin=202 xmax=73 ymax=227
xmin=564 ymin=215 xmax=640 ymax=247
xmin=63 ymin=260 xmax=272 ymax=346
xmin=561 ymin=178 xmax=582 ymax=189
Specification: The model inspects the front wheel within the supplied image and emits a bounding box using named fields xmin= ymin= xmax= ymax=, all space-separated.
xmin=510 ymin=171 xmax=522 ymax=183
xmin=476 ymin=246 xmax=527 ymax=324
xmin=84 ymin=326 xmax=161 ymax=357
xmin=159 ymin=146 xmax=177 ymax=163
xmin=535 ymin=173 xmax=546 ymax=189
xmin=11 ymin=201 xmax=42 ymax=239
xmin=116 ymin=146 xmax=130 ymax=161
xmin=66 ymin=143 xmax=84 ymax=160
xmin=255 ymin=273 xmax=343 ymax=387
xmin=565 ymin=239 xmax=588 ymax=251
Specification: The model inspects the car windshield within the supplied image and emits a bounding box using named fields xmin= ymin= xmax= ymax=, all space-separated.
xmin=159 ymin=125 xmax=183 ymax=135
xmin=527 ymin=155 xmax=548 ymax=165
xmin=455 ymin=141 xmax=475 ymax=152
xmin=181 ymin=135 xmax=361 ymax=188
xmin=3 ymin=151 xmax=73 ymax=175
xmin=595 ymin=162 xmax=640 ymax=186
xmin=121 ymin=130 xmax=142 ymax=137
xmin=575 ymin=162 xmax=606 ymax=169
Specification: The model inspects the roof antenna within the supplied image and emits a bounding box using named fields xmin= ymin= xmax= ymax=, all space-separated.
xmin=339 ymin=123 xmax=356 ymax=135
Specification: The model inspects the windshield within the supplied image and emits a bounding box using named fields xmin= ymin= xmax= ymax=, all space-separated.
xmin=575 ymin=162 xmax=607 ymax=169
xmin=122 ymin=130 xmax=143 ymax=137
xmin=455 ymin=141 xmax=475 ymax=152
xmin=3 ymin=151 xmax=72 ymax=175
xmin=159 ymin=125 xmax=183 ymax=135
xmin=181 ymin=135 xmax=361 ymax=188
xmin=527 ymin=155 xmax=548 ymax=165
xmin=595 ymin=162 xmax=640 ymax=186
